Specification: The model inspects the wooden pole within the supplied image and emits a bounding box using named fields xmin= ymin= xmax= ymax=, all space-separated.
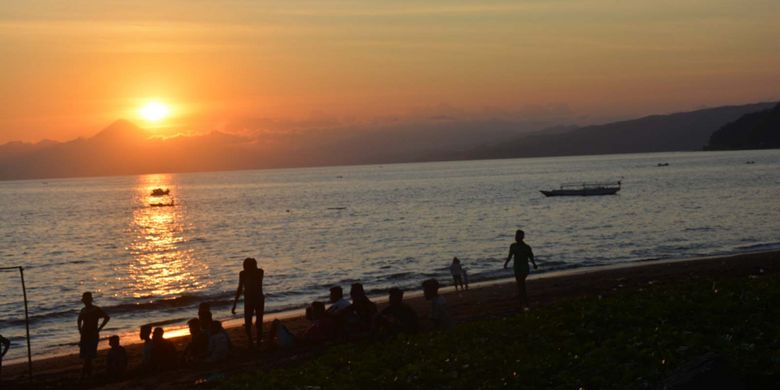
xmin=19 ymin=266 xmax=33 ymax=380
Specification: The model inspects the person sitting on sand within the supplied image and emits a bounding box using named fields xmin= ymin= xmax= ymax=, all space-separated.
xmin=77 ymin=292 xmax=110 ymax=380
xmin=151 ymin=327 xmax=178 ymax=372
xmin=0 ymin=334 xmax=9 ymax=379
xmin=139 ymin=325 xmax=153 ymax=372
xmin=198 ymin=302 xmax=213 ymax=335
xmin=326 ymin=286 xmax=351 ymax=314
xmin=184 ymin=318 xmax=209 ymax=364
xmin=231 ymin=257 xmax=265 ymax=349
xmin=449 ymin=257 xmax=466 ymax=291
xmin=422 ymin=279 xmax=453 ymax=331
xmin=375 ymin=288 xmax=419 ymax=337
xmin=345 ymin=283 xmax=377 ymax=333
xmin=105 ymin=335 xmax=127 ymax=381
xmin=504 ymin=229 xmax=538 ymax=310
xmin=206 ymin=321 xmax=232 ymax=363
xmin=269 ymin=301 xmax=338 ymax=348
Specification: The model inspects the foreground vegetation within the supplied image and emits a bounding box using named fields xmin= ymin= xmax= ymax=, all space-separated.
xmin=222 ymin=274 xmax=779 ymax=389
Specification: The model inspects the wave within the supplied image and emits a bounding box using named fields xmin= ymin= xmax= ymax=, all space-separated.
xmin=734 ymin=242 xmax=780 ymax=252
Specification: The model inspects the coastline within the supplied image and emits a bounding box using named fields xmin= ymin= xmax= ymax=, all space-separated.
xmin=2 ymin=249 xmax=778 ymax=388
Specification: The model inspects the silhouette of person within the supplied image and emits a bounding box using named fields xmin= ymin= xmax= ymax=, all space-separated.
xmin=376 ymin=288 xmax=419 ymax=336
xmin=105 ymin=335 xmax=127 ymax=381
xmin=198 ymin=302 xmax=213 ymax=335
xmin=422 ymin=279 xmax=453 ymax=331
xmin=206 ymin=321 xmax=231 ymax=363
xmin=0 ymin=334 xmax=9 ymax=379
xmin=326 ymin=286 xmax=350 ymax=314
xmin=449 ymin=257 xmax=466 ymax=291
xmin=302 ymin=301 xmax=337 ymax=344
xmin=151 ymin=327 xmax=178 ymax=372
xmin=77 ymin=292 xmax=109 ymax=380
xmin=184 ymin=318 xmax=209 ymax=364
xmin=504 ymin=229 xmax=538 ymax=310
xmin=346 ymin=283 xmax=377 ymax=333
xmin=231 ymin=257 xmax=265 ymax=348
xmin=139 ymin=325 xmax=153 ymax=371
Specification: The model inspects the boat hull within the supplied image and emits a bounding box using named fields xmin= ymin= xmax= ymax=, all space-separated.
xmin=540 ymin=188 xmax=620 ymax=197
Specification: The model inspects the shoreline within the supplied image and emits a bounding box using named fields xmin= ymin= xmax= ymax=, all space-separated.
xmin=2 ymin=249 xmax=778 ymax=387
xmin=7 ymin=246 xmax=777 ymax=365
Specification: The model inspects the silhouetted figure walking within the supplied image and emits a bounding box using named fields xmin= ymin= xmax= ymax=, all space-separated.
xmin=231 ymin=257 xmax=265 ymax=348
xmin=0 ymin=334 xmax=9 ymax=379
xmin=77 ymin=292 xmax=109 ymax=381
xmin=105 ymin=335 xmax=127 ymax=381
xmin=504 ymin=229 xmax=538 ymax=310
xmin=422 ymin=279 xmax=453 ymax=330
xmin=376 ymin=288 xmax=419 ymax=336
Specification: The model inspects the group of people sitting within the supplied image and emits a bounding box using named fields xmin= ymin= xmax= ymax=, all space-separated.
xmin=268 ymin=279 xmax=451 ymax=349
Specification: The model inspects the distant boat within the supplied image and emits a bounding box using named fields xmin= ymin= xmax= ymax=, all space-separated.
xmin=745 ymin=161 xmax=755 ymax=165
xmin=657 ymin=163 xmax=669 ymax=167
xmin=150 ymin=201 xmax=174 ymax=207
xmin=150 ymin=188 xmax=170 ymax=196
xmin=541 ymin=181 xmax=621 ymax=197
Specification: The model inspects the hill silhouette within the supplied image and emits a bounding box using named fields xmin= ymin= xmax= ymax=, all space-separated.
xmin=438 ymin=102 xmax=775 ymax=161
xmin=705 ymin=103 xmax=780 ymax=150
xmin=0 ymin=102 xmax=776 ymax=181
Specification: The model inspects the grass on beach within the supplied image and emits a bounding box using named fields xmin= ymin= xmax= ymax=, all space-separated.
xmin=221 ymin=274 xmax=779 ymax=389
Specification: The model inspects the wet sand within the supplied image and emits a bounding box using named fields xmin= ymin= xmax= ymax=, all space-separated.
xmin=2 ymin=250 xmax=778 ymax=389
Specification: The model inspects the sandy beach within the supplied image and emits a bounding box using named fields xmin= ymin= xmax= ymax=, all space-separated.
xmin=2 ymin=250 xmax=777 ymax=389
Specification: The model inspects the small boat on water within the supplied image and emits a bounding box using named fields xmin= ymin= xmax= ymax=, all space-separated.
xmin=657 ymin=163 xmax=669 ymax=167
xmin=541 ymin=181 xmax=621 ymax=197
xmin=150 ymin=188 xmax=170 ymax=196
xmin=150 ymin=201 xmax=174 ymax=207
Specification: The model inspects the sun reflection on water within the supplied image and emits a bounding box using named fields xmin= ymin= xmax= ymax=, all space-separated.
xmin=126 ymin=174 xmax=210 ymax=299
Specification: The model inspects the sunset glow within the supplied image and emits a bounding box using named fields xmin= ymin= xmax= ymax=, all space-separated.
xmin=138 ymin=101 xmax=171 ymax=123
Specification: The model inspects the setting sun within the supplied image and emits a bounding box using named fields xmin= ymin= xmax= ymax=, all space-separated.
xmin=139 ymin=101 xmax=170 ymax=122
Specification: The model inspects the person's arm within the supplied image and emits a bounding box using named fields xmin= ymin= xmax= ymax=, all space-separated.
xmin=0 ymin=336 xmax=9 ymax=357
xmin=77 ymin=312 xmax=84 ymax=334
xmin=231 ymin=273 xmax=244 ymax=315
xmin=258 ymin=269 xmax=265 ymax=297
xmin=98 ymin=308 xmax=110 ymax=331
xmin=529 ymin=246 xmax=537 ymax=269
xmin=504 ymin=245 xmax=514 ymax=269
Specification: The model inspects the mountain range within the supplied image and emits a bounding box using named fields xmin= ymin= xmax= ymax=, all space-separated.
xmin=0 ymin=102 xmax=775 ymax=181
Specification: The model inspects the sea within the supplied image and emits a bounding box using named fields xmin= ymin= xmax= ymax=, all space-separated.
xmin=1 ymin=150 xmax=780 ymax=363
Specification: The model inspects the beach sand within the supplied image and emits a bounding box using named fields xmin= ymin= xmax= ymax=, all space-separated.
xmin=2 ymin=250 xmax=777 ymax=389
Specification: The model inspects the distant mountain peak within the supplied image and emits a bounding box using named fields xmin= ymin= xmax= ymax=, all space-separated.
xmin=91 ymin=119 xmax=148 ymax=142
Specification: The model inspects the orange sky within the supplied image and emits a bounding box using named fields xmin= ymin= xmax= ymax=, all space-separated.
xmin=0 ymin=0 xmax=778 ymax=143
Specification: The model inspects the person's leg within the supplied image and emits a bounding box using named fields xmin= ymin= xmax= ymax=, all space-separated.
xmin=255 ymin=298 xmax=265 ymax=346
xmin=514 ymin=274 xmax=523 ymax=297
xmin=244 ymin=302 xmax=255 ymax=347
xmin=519 ymin=274 xmax=529 ymax=309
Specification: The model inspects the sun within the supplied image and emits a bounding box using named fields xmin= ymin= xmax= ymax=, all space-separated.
xmin=139 ymin=101 xmax=170 ymax=122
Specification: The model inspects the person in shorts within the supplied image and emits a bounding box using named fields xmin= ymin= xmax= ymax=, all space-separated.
xmin=77 ymin=292 xmax=110 ymax=380
xmin=231 ymin=257 xmax=265 ymax=348
xmin=504 ymin=229 xmax=538 ymax=310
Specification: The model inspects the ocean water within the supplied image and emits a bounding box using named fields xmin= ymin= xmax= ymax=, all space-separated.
xmin=1 ymin=150 xmax=780 ymax=362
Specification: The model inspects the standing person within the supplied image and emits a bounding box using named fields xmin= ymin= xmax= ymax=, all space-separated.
xmin=0 ymin=334 xmax=9 ymax=379
xmin=231 ymin=257 xmax=265 ymax=348
xmin=105 ymin=335 xmax=127 ymax=381
xmin=77 ymin=292 xmax=110 ymax=380
xmin=422 ymin=279 xmax=453 ymax=331
xmin=449 ymin=257 xmax=466 ymax=291
xmin=504 ymin=229 xmax=538 ymax=310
